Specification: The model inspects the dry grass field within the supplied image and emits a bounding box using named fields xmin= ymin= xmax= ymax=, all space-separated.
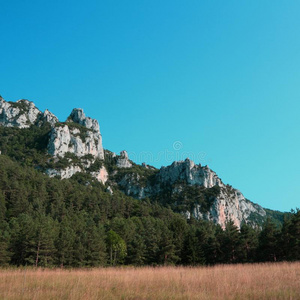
xmin=0 ymin=262 xmax=299 ymax=300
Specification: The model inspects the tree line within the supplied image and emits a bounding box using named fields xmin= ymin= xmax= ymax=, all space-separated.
xmin=0 ymin=155 xmax=299 ymax=267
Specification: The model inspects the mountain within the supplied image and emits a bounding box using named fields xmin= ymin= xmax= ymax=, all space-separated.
xmin=0 ymin=96 xmax=284 ymax=229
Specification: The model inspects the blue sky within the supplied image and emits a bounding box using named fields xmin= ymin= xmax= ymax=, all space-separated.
xmin=1 ymin=1 xmax=299 ymax=212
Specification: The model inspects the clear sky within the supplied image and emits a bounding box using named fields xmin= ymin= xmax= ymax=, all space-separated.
xmin=1 ymin=1 xmax=299 ymax=212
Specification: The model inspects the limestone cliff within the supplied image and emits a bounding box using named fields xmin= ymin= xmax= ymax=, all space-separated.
xmin=0 ymin=97 xmax=105 ymax=183
xmin=45 ymin=108 xmax=105 ymax=180
xmin=47 ymin=108 xmax=104 ymax=159
xmin=115 ymin=158 xmax=266 ymax=229
xmin=0 ymin=98 xmax=41 ymax=128
xmin=116 ymin=150 xmax=132 ymax=168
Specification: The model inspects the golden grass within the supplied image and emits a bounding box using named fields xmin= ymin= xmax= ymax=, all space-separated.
xmin=0 ymin=262 xmax=299 ymax=300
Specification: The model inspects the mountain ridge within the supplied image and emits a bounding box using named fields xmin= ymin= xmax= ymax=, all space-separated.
xmin=0 ymin=96 xmax=285 ymax=228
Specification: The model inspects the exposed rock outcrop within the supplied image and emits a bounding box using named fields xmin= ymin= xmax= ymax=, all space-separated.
xmin=0 ymin=98 xmax=41 ymax=128
xmin=45 ymin=165 xmax=83 ymax=179
xmin=158 ymin=159 xmax=223 ymax=188
xmin=68 ymin=108 xmax=100 ymax=131
xmin=191 ymin=188 xmax=266 ymax=229
xmin=116 ymin=150 xmax=132 ymax=168
xmin=46 ymin=164 xmax=109 ymax=184
xmin=118 ymin=159 xmax=223 ymax=198
xmin=0 ymin=97 xmax=105 ymax=182
xmin=39 ymin=109 xmax=58 ymax=127
xmin=0 ymin=97 xmax=58 ymax=128
xmin=91 ymin=166 xmax=108 ymax=184
xmin=47 ymin=108 xmax=104 ymax=159
xmin=116 ymin=158 xmax=266 ymax=229
xmin=47 ymin=125 xmax=71 ymax=157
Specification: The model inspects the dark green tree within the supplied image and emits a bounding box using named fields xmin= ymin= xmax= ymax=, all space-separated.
xmin=257 ymin=218 xmax=280 ymax=262
xmin=239 ymin=224 xmax=259 ymax=262
xmin=219 ymin=220 xmax=243 ymax=263
xmin=106 ymin=230 xmax=127 ymax=265
xmin=280 ymin=209 xmax=300 ymax=260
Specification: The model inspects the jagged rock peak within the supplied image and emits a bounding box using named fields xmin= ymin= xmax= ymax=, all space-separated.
xmin=39 ymin=109 xmax=59 ymax=127
xmin=47 ymin=108 xmax=104 ymax=159
xmin=47 ymin=124 xmax=104 ymax=159
xmin=159 ymin=158 xmax=223 ymax=188
xmin=0 ymin=97 xmax=41 ymax=128
xmin=68 ymin=108 xmax=100 ymax=132
xmin=0 ymin=97 xmax=59 ymax=128
xmin=116 ymin=150 xmax=132 ymax=168
xmin=120 ymin=150 xmax=129 ymax=159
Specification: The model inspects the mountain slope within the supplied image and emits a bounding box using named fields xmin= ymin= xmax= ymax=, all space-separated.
xmin=0 ymin=96 xmax=285 ymax=228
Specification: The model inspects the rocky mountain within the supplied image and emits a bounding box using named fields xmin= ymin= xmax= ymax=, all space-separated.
xmin=112 ymin=158 xmax=266 ymax=229
xmin=0 ymin=98 xmax=52 ymax=128
xmin=0 ymin=97 xmax=279 ymax=229
xmin=0 ymin=97 xmax=106 ymax=182
xmin=47 ymin=108 xmax=104 ymax=159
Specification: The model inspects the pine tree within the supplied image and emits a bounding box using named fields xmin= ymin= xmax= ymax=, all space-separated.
xmin=0 ymin=221 xmax=11 ymax=266
xmin=257 ymin=218 xmax=280 ymax=262
xmin=239 ymin=224 xmax=259 ymax=262
xmin=9 ymin=214 xmax=37 ymax=266
xmin=158 ymin=228 xmax=179 ymax=265
xmin=219 ymin=220 xmax=242 ymax=263
xmin=84 ymin=220 xmax=106 ymax=266
xmin=181 ymin=226 xmax=205 ymax=265
xmin=56 ymin=216 xmax=76 ymax=267
xmin=280 ymin=209 xmax=300 ymax=260
xmin=106 ymin=230 xmax=127 ymax=265
xmin=34 ymin=215 xmax=58 ymax=267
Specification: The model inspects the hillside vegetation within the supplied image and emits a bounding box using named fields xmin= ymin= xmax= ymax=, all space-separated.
xmin=0 ymin=152 xmax=299 ymax=267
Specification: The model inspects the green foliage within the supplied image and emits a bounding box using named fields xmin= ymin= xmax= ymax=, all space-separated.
xmin=257 ymin=218 xmax=280 ymax=262
xmin=106 ymin=230 xmax=127 ymax=265
xmin=239 ymin=224 xmax=259 ymax=262
xmin=0 ymin=220 xmax=11 ymax=266
xmin=265 ymin=208 xmax=291 ymax=227
xmin=87 ymin=158 xmax=103 ymax=172
xmin=280 ymin=209 xmax=300 ymax=260
xmin=219 ymin=220 xmax=242 ymax=263
xmin=154 ymin=185 xmax=220 ymax=213
xmin=113 ymin=163 xmax=159 ymax=187
xmin=0 ymin=124 xmax=51 ymax=168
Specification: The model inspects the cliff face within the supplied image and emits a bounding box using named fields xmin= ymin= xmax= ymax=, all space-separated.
xmin=116 ymin=150 xmax=132 ymax=168
xmin=47 ymin=109 xmax=104 ymax=160
xmin=158 ymin=159 xmax=223 ymax=188
xmin=190 ymin=188 xmax=266 ymax=229
xmin=116 ymin=158 xmax=266 ymax=229
xmin=0 ymin=97 xmax=105 ymax=182
xmin=0 ymin=98 xmax=42 ymax=128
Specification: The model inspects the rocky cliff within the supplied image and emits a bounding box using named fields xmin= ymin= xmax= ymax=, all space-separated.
xmin=47 ymin=108 xmax=104 ymax=159
xmin=0 ymin=97 xmax=105 ymax=182
xmin=115 ymin=158 xmax=266 ymax=229
xmin=0 ymin=97 xmax=47 ymax=128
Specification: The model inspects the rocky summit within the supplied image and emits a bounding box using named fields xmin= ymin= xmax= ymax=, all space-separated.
xmin=0 ymin=97 xmax=105 ymax=181
xmin=47 ymin=108 xmax=104 ymax=159
xmin=0 ymin=97 xmax=278 ymax=229
xmin=116 ymin=158 xmax=266 ymax=229
xmin=0 ymin=97 xmax=45 ymax=128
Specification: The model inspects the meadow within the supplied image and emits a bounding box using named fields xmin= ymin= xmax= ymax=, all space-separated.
xmin=0 ymin=262 xmax=299 ymax=300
